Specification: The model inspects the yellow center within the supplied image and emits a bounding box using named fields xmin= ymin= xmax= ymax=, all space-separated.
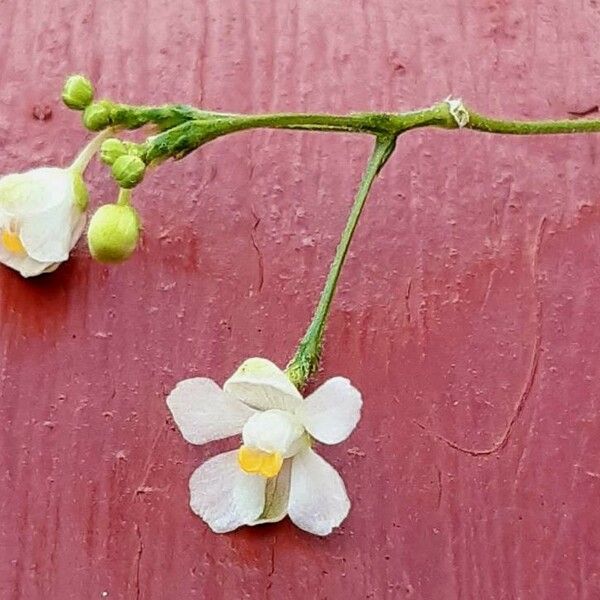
xmin=237 ymin=445 xmax=283 ymax=478
xmin=1 ymin=229 xmax=26 ymax=256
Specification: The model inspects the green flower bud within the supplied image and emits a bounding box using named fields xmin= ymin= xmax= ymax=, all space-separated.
xmin=100 ymin=139 xmax=128 ymax=166
xmin=87 ymin=203 xmax=140 ymax=263
xmin=83 ymin=101 xmax=112 ymax=131
xmin=111 ymin=155 xmax=146 ymax=189
xmin=62 ymin=74 xmax=94 ymax=110
xmin=71 ymin=170 xmax=89 ymax=211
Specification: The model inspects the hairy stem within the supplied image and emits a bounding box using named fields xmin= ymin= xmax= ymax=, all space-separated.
xmin=83 ymin=94 xmax=600 ymax=389
xmin=130 ymin=100 xmax=600 ymax=165
xmin=466 ymin=109 xmax=600 ymax=134
xmin=285 ymin=136 xmax=397 ymax=388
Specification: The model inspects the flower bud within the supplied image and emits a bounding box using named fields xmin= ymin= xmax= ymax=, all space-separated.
xmin=100 ymin=139 xmax=128 ymax=166
xmin=111 ymin=155 xmax=146 ymax=189
xmin=83 ymin=101 xmax=112 ymax=131
xmin=87 ymin=203 xmax=140 ymax=263
xmin=62 ymin=75 xmax=94 ymax=110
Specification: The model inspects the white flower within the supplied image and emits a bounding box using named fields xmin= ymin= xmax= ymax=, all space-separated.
xmin=0 ymin=167 xmax=88 ymax=277
xmin=0 ymin=130 xmax=111 ymax=278
xmin=167 ymin=357 xmax=363 ymax=536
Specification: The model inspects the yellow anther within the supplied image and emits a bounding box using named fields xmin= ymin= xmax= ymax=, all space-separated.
xmin=237 ymin=445 xmax=283 ymax=478
xmin=1 ymin=229 xmax=26 ymax=256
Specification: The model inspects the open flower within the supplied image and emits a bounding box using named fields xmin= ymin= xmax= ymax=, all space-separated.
xmin=0 ymin=131 xmax=110 ymax=278
xmin=0 ymin=167 xmax=88 ymax=277
xmin=167 ymin=357 xmax=362 ymax=536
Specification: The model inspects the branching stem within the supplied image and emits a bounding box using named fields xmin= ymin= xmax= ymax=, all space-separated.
xmin=81 ymin=96 xmax=600 ymax=386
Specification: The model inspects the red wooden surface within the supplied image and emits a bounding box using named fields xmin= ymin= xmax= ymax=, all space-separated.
xmin=2 ymin=1 xmax=600 ymax=598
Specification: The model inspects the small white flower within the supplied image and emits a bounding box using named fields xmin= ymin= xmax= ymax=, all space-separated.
xmin=0 ymin=167 xmax=88 ymax=277
xmin=0 ymin=130 xmax=111 ymax=278
xmin=167 ymin=357 xmax=363 ymax=536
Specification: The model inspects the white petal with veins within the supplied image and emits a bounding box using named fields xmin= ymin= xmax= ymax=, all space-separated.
xmin=167 ymin=378 xmax=256 ymax=445
xmin=189 ymin=450 xmax=266 ymax=533
xmin=297 ymin=377 xmax=362 ymax=444
xmin=253 ymin=458 xmax=292 ymax=525
xmin=0 ymin=243 xmax=55 ymax=277
xmin=224 ymin=357 xmax=302 ymax=412
xmin=288 ymin=448 xmax=350 ymax=536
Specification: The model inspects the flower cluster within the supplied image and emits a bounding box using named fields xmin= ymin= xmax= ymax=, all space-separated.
xmin=167 ymin=357 xmax=362 ymax=535
xmin=1 ymin=73 xmax=368 ymax=539
xmin=0 ymin=75 xmax=141 ymax=278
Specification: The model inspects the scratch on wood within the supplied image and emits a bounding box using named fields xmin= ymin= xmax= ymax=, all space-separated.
xmin=266 ymin=540 xmax=276 ymax=594
xmin=133 ymin=419 xmax=169 ymax=499
xmin=415 ymin=218 xmax=547 ymax=457
xmin=575 ymin=465 xmax=600 ymax=480
xmin=134 ymin=523 xmax=143 ymax=600
xmin=435 ymin=466 xmax=443 ymax=509
xmin=250 ymin=206 xmax=265 ymax=293
xmin=480 ymin=266 xmax=498 ymax=313
xmin=404 ymin=277 xmax=413 ymax=324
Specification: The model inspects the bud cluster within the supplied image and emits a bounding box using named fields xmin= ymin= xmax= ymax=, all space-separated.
xmin=100 ymin=140 xmax=146 ymax=189
xmin=60 ymin=75 xmax=149 ymax=266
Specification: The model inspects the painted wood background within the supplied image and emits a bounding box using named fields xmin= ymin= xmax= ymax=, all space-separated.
xmin=1 ymin=1 xmax=600 ymax=598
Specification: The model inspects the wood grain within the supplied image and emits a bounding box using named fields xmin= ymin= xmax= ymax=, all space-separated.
xmin=1 ymin=1 xmax=600 ymax=598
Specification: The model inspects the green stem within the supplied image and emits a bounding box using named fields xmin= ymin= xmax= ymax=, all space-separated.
xmin=140 ymin=103 xmax=454 ymax=164
xmin=134 ymin=100 xmax=600 ymax=165
xmin=285 ymin=135 xmax=397 ymax=388
xmin=116 ymin=188 xmax=132 ymax=206
xmin=85 ymin=95 xmax=600 ymax=388
xmin=100 ymin=100 xmax=456 ymax=136
xmin=465 ymin=108 xmax=600 ymax=134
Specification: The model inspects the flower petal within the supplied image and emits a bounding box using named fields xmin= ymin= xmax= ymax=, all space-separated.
xmin=224 ymin=357 xmax=302 ymax=412
xmin=69 ymin=210 xmax=87 ymax=250
xmin=0 ymin=168 xmax=75 ymax=262
xmin=167 ymin=378 xmax=256 ymax=445
xmin=242 ymin=409 xmax=305 ymax=457
xmin=287 ymin=448 xmax=350 ymax=536
xmin=0 ymin=168 xmax=67 ymax=214
xmin=297 ymin=377 xmax=362 ymax=444
xmin=189 ymin=450 xmax=266 ymax=533
xmin=0 ymin=242 xmax=54 ymax=277
xmin=19 ymin=202 xmax=75 ymax=262
xmin=253 ymin=458 xmax=292 ymax=525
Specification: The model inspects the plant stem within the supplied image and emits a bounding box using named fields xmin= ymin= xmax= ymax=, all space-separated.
xmin=91 ymin=96 xmax=600 ymax=388
xmin=116 ymin=188 xmax=132 ymax=206
xmin=465 ymin=109 xmax=600 ymax=134
xmin=136 ymin=101 xmax=600 ymax=165
xmin=70 ymin=128 xmax=115 ymax=173
xmin=104 ymin=101 xmax=456 ymax=136
xmin=285 ymin=135 xmax=397 ymax=388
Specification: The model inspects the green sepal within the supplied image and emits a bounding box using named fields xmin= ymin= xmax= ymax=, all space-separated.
xmin=71 ymin=170 xmax=89 ymax=211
